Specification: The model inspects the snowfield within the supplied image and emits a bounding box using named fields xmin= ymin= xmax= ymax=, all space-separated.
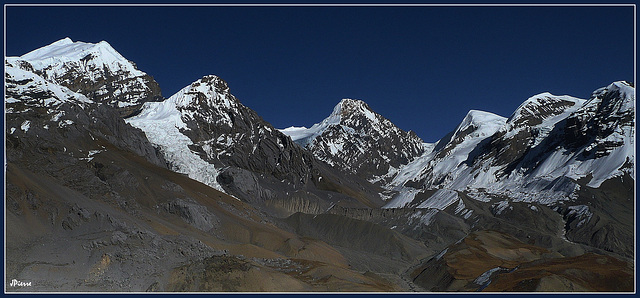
xmin=382 ymin=83 xmax=634 ymax=209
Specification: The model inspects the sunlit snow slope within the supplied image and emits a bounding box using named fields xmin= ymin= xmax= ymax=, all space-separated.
xmin=383 ymin=82 xmax=634 ymax=209
xmin=6 ymin=37 xmax=162 ymax=116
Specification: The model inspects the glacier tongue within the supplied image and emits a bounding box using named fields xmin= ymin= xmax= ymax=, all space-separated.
xmin=126 ymin=76 xmax=227 ymax=192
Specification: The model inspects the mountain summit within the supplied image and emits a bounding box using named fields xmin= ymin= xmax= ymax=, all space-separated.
xmin=6 ymin=38 xmax=162 ymax=116
xmin=281 ymin=98 xmax=426 ymax=183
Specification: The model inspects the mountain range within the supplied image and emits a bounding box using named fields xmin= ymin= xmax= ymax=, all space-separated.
xmin=5 ymin=38 xmax=635 ymax=292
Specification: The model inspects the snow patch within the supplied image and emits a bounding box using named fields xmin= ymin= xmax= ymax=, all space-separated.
xmin=493 ymin=200 xmax=511 ymax=215
xmin=50 ymin=111 xmax=65 ymax=122
xmin=567 ymin=205 xmax=593 ymax=228
xmin=474 ymin=267 xmax=502 ymax=285
xmin=20 ymin=120 xmax=31 ymax=132
xmin=79 ymin=149 xmax=104 ymax=162
xmin=417 ymin=189 xmax=459 ymax=210
xmin=435 ymin=248 xmax=448 ymax=260
xmin=409 ymin=209 xmax=439 ymax=226
xmin=58 ymin=119 xmax=74 ymax=128
xmin=383 ymin=187 xmax=421 ymax=208
xmin=455 ymin=199 xmax=466 ymax=214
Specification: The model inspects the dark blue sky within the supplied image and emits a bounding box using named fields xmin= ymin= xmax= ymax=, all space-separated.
xmin=5 ymin=5 xmax=634 ymax=142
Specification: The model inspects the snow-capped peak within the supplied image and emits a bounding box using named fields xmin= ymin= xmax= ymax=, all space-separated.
xmin=607 ymin=81 xmax=635 ymax=112
xmin=433 ymin=109 xmax=507 ymax=155
xmin=332 ymin=98 xmax=378 ymax=122
xmin=170 ymin=75 xmax=234 ymax=110
xmin=6 ymin=38 xmax=162 ymax=115
xmin=280 ymin=98 xmax=378 ymax=147
xmin=281 ymin=97 xmax=425 ymax=182
xmin=592 ymin=81 xmax=634 ymax=99
xmin=385 ymin=81 xmax=633 ymax=211
xmin=586 ymin=80 xmax=635 ymax=114
xmin=52 ymin=37 xmax=73 ymax=46
xmin=453 ymin=110 xmax=507 ymax=140
xmin=506 ymin=92 xmax=585 ymax=128
xmin=280 ymin=99 xmax=347 ymax=147
xmin=129 ymin=75 xmax=235 ymax=128
xmin=17 ymin=37 xmax=143 ymax=77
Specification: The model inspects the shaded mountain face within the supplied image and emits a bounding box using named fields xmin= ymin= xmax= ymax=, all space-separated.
xmin=5 ymin=119 xmax=393 ymax=292
xmin=5 ymin=60 xmax=167 ymax=172
xmin=6 ymin=38 xmax=163 ymax=117
xmin=281 ymin=99 xmax=426 ymax=184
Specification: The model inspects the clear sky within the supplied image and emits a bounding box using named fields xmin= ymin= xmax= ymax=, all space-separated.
xmin=5 ymin=4 xmax=635 ymax=142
